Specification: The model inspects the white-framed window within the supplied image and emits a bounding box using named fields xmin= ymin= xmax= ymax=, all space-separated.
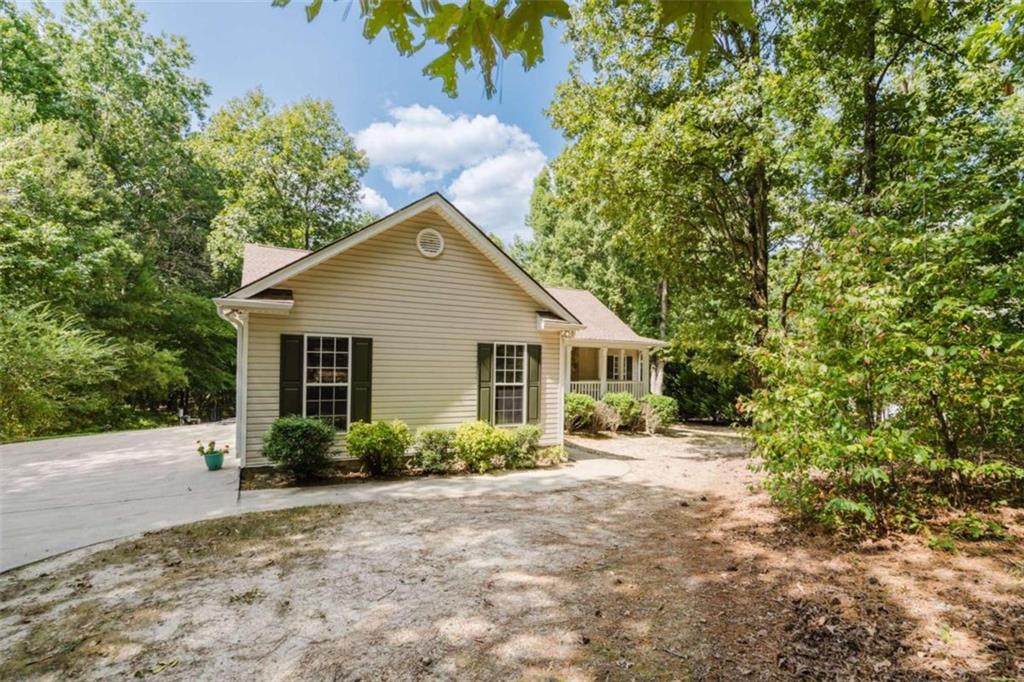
xmin=625 ymin=355 xmax=634 ymax=381
xmin=493 ymin=343 xmax=526 ymax=426
xmin=304 ymin=335 xmax=350 ymax=431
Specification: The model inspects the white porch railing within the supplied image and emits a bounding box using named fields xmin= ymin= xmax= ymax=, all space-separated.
xmin=569 ymin=380 xmax=646 ymax=400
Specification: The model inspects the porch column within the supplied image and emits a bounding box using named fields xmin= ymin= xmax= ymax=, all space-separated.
xmin=563 ymin=343 xmax=573 ymax=392
xmin=598 ymin=347 xmax=608 ymax=398
xmin=645 ymin=351 xmax=657 ymax=395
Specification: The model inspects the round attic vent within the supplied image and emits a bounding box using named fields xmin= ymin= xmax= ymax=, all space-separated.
xmin=416 ymin=228 xmax=445 ymax=258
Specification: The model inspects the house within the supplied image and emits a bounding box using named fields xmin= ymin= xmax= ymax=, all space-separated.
xmin=214 ymin=193 xmax=667 ymax=468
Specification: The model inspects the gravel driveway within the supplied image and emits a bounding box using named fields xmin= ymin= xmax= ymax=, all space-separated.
xmin=0 ymin=423 xmax=238 ymax=570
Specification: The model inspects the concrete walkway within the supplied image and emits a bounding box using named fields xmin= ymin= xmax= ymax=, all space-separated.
xmin=1 ymin=424 xmax=627 ymax=572
xmin=239 ymin=452 xmax=627 ymax=513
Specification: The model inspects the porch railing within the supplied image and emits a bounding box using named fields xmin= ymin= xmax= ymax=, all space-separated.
xmin=569 ymin=380 xmax=646 ymax=400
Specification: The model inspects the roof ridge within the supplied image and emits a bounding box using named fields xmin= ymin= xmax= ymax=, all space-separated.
xmin=245 ymin=242 xmax=312 ymax=253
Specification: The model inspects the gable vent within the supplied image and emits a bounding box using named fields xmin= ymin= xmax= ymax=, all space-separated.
xmin=416 ymin=228 xmax=445 ymax=258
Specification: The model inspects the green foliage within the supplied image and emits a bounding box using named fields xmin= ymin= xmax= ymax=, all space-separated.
xmin=452 ymin=421 xmax=516 ymax=474
xmin=534 ymin=445 xmax=568 ymax=467
xmin=411 ymin=427 xmax=458 ymax=474
xmin=641 ymin=394 xmax=678 ymax=433
xmin=0 ymin=0 xmax=233 ymax=436
xmin=191 ymin=88 xmax=370 ymax=282
xmin=601 ymin=392 xmax=640 ymax=431
xmin=508 ymin=424 xmax=542 ymax=469
xmin=345 ymin=420 xmax=413 ymax=477
xmin=564 ymin=392 xmax=596 ymax=432
xmin=664 ymin=360 xmax=747 ymax=423
xmin=261 ymin=416 xmax=336 ymax=480
xmin=0 ymin=304 xmax=121 ymax=441
xmin=284 ymin=0 xmax=750 ymax=97
xmin=196 ymin=440 xmax=229 ymax=456
xmin=946 ymin=514 xmax=1008 ymax=542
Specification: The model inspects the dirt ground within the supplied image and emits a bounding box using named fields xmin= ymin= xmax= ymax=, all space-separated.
xmin=1 ymin=424 xmax=1021 ymax=681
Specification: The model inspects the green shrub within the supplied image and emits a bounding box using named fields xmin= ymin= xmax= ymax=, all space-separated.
xmin=507 ymin=424 xmax=542 ymax=468
xmin=534 ymin=445 xmax=568 ymax=466
xmin=346 ymin=420 xmax=413 ymax=477
xmin=642 ymin=394 xmax=679 ymax=433
xmin=564 ymin=393 xmax=596 ymax=432
xmin=947 ymin=513 xmax=1007 ymax=541
xmin=602 ymin=392 xmax=640 ymax=430
xmin=412 ymin=427 xmax=458 ymax=474
xmin=262 ymin=416 xmax=336 ymax=480
xmin=593 ymin=401 xmax=621 ymax=433
xmin=453 ymin=420 xmax=515 ymax=473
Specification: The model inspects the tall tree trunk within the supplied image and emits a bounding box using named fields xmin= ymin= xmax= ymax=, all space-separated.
xmin=862 ymin=0 xmax=879 ymax=202
xmin=651 ymin=278 xmax=668 ymax=395
xmin=747 ymin=26 xmax=770 ymax=390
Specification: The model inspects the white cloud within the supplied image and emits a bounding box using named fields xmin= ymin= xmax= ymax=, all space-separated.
xmin=383 ymin=166 xmax=444 ymax=193
xmin=448 ymin=148 xmax=546 ymax=239
xmin=355 ymin=104 xmax=546 ymax=239
xmin=357 ymin=185 xmax=393 ymax=216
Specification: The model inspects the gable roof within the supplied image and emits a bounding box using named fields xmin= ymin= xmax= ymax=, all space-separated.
xmin=241 ymin=243 xmax=309 ymax=286
xmin=222 ymin=193 xmax=580 ymax=325
xmin=547 ymin=286 xmax=667 ymax=347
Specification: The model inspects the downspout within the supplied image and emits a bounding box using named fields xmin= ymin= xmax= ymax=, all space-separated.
xmin=216 ymin=306 xmax=249 ymax=467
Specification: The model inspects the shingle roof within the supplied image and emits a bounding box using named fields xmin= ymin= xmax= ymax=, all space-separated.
xmin=546 ymin=286 xmax=665 ymax=346
xmin=240 ymin=244 xmax=310 ymax=286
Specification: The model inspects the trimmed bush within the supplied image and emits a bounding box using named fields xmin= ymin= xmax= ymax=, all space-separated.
xmin=642 ymin=394 xmax=679 ymax=433
xmin=412 ymin=427 xmax=458 ymax=474
xmin=564 ymin=392 xmax=596 ymax=432
xmin=346 ymin=420 xmax=413 ymax=477
xmin=508 ymin=424 xmax=542 ymax=468
xmin=262 ymin=416 xmax=336 ymax=480
xmin=453 ymin=420 xmax=515 ymax=473
xmin=534 ymin=444 xmax=568 ymax=466
xmin=593 ymin=401 xmax=621 ymax=433
xmin=602 ymin=392 xmax=640 ymax=430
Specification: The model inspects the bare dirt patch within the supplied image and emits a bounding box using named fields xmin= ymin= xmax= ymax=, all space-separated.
xmin=1 ymin=424 xmax=1020 ymax=680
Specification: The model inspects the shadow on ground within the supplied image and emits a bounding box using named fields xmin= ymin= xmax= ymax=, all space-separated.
xmin=1 ymin=426 xmax=1020 ymax=681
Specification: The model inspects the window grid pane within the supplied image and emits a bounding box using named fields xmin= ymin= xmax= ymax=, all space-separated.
xmin=305 ymin=336 xmax=349 ymax=430
xmin=493 ymin=343 xmax=526 ymax=425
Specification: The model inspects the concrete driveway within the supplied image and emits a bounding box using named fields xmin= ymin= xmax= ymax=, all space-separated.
xmin=0 ymin=423 xmax=238 ymax=571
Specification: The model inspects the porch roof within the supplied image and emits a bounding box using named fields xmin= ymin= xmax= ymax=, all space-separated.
xmin=546 ymin=286 xmax=668 ymax=348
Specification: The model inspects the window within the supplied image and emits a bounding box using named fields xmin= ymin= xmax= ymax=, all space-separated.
xmin=493 ymin=343 xmax=526 ymax=425
xmin=304 ymin=335 xmax=349 ymax=430
xmin=607 ymin=355 xmax=620 ymax=381
xmin=625 ymin=355 xmax=634 ymax=381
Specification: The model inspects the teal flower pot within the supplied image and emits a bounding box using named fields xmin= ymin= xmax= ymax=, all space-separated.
xmin=203 ymin=452 xmax=224 ymax=471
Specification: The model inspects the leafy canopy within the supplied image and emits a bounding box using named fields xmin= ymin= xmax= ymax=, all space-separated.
xmin=275 ymin=0 xmax=753 ymax=96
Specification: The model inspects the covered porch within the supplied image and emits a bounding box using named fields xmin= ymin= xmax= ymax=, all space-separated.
xmin=565 ymin=344 xmax=651 ymax=400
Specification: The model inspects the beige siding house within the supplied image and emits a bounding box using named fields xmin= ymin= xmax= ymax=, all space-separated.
xmin=215 ymin=193 xmax=665 ymax=468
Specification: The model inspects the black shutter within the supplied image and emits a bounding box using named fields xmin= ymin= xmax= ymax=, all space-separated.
xmin=279 ymin=334 xmax=304 ymax=416
xmin=350 ymin=337 xmax=373 ymax=425
xmin=477 ymin=343 xmax=493 ymax=423
xmin=527 ymin=344 xmax=541 ymax=423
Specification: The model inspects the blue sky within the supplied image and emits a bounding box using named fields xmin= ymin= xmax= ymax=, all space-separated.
xmin=137 ymin=1 xmax=574 ymax=240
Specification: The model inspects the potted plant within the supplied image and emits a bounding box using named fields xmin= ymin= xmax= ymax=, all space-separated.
xmin=197 ymin=440 xmax=228 ymax=471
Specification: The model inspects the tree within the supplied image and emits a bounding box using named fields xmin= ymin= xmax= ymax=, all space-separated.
xmin=0 ymin=305 xmax=121 ymax=440
xmin=280 ymin=0 xmax=752 ymax=97
xmin=193 ymin=89 xmax=370 ymax=279
xmin=1 ymin=0 xmax=222 ymax=436
xmin=748 ymin=0 xmax=1024 ymax=530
